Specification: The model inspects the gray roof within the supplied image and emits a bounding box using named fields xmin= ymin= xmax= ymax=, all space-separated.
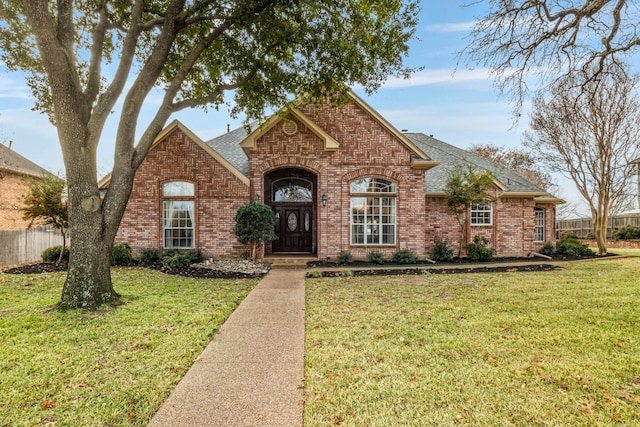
xmin=203 ymin=125 xmax=550 ymax=196
xmin=204 ymin=124 xmax=258 ymax=178
xmin=406 ymin=133 xmax=548 ymax=194
xmin=0 ymin=143 xmax=50 ymax=177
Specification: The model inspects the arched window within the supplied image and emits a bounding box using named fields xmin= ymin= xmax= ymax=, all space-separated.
xmin=162 ymin=181 xmax=194 ymax=248
xmin=350 ymin=177 xmax=396 ymax=245
xmin=272 ymin=178 xmax=313 ymax=202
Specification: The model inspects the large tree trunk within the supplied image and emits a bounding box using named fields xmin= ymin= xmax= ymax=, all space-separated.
xmin=592 ymin=214 xmax=608 ymax=256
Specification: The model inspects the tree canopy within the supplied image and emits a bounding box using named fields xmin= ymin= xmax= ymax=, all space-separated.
xmin=0 ymin=0 xmax=420 ymax=308
xmin=524 ymin=64 xmax=640 ymax=255
xmin=463 ymin=0 xmax=640 ymax=112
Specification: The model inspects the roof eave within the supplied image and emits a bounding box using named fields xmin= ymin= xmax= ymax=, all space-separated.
xmin=411 ymin=159 xmax=440 ymax=170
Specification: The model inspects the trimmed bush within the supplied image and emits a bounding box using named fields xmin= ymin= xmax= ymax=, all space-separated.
xmin=140 ymin=248 xmax=161 ymax=263
xmin=183 ymin=249 xmax=204 ymax=264
xmin=613 ymin=225 xmax=640 ymax=240
xmin=555 ymin=236 xmax=594 ymax=256
xmin=465 ymin=235 xmax=495 ymax=261
xmin=367 ymin=251 xmax=385 ymax=264
xmin=392 ymin=248 xmax=417 ymax=264
xmin=41 ymin=245 xmax=69 ymax=262
xmin=429 ymin=238 xmax=454 ymax=262
xmin=337 ymin=251 xmax=353 ymax=265
xmin=111 ymin=243 xmax=133 ymax=266
xmin=163 ymin=253 xmax=190 ymax=268
xmin=538 ymin=243 xmax=556 ymax=256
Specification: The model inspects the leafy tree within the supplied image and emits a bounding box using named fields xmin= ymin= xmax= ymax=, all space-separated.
xmin=0 ymin=0 xmax=420 ymax=308
xmin=463 ymin=0 xmax=640 ymax=113
xmin=234 ymin=201 xmax=277 ymax=261
xmin=443 ymin=163 xmax=494 ymax=256
xmin=21 ymin=174 xmax=69 ymax=263
xmin=468 ymin=143 xmax=553 ymax=191
xmin=523 ymin=65 xmax=640 ymax=255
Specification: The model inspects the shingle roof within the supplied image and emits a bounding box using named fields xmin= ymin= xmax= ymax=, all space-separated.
xmin=0 ymin=143 xmax=50 ymax=177
xmin=405 ymin=133 xmax=548 ymax=195
xmin=203 ymin=125 xmax=551 ymax=197
xmin=204 ymin=124 xmax=258 ymax=178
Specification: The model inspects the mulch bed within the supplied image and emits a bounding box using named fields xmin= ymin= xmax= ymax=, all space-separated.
xmin=3 ymin=253 xmax=614 ymax=278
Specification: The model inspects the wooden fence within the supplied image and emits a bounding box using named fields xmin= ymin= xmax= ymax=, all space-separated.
xmin=557 ymin=212 xmax=640 ymax=239
xmin=0 ymin=226 xmax=65 ymax=266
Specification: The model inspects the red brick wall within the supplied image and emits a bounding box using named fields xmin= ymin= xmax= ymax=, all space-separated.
xmin=0 ymin=172 xmax=35 ymax=230
xmin=116 ymin=128 xmax=250 ymax=258
xmin=247 ymin=102 xmax=427 ymax=260
xmin=425 ymin=195 xmax=558 ymax=257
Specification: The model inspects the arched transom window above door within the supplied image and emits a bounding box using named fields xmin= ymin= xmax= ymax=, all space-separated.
xmin=272 ymin=178 xmax=313 ymax=202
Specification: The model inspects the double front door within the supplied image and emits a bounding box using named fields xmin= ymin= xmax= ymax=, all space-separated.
xmin=272 ymin=205 xmax=312 ymax=253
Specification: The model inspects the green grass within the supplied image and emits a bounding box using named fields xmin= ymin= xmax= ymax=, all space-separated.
xmin=0 ymin=267 xmax=257 ymax=426
xmin=305 ymin=256 xmax=640 ymax=426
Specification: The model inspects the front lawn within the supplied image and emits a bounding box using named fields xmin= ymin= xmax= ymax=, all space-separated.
xmin=305 ymin=257 xmax=640 ymax=426
xmin=0 ymin=268 xmax=257 ymax=426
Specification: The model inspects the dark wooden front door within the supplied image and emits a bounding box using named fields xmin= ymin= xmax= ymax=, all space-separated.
xmin=273 ymin=205 xmax=312 ymax=253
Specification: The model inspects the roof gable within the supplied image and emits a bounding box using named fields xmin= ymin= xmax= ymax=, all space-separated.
xmin=0 ymin=143 xmax=50 ymax=178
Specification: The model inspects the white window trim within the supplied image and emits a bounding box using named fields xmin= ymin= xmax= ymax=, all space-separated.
xmin=534 ymin=207 xmax=545 ymax=242
xmin=470 ymin=201 xmax=493 ymax=226
xmin=350 ymin=177 xmax=397 ymax=246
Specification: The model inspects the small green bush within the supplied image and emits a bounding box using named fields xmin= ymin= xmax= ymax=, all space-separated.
xmin=140 ymin=248 xmax=161 ymax=263
xmin=465 ymin=235 xmax=495 ymax=261
xmin=612 ymin=225 xmax=640 ymax=240
xmin=367 ymin=251 xmax=385 ymax=264
xmin=183 ymin=249 xmax=204 ymax=263
xmin=337 ymin=251 xmax=353 ymax=265
xmin=339 ymin=269 xmax=354 ymax=277
xmin=41 ymin=245 xmax=69 ymax=262
xmin=392 ymin=248 xmax=417 ymax=264
xmin=163 ymin=254 xmax=190 ymax=268
xmin=111 ymin=243 xmax=133 ymax=266
xmin=538 ymin=243 xmax=556 ymax=256
xmin=306 ymin=270 xmax=322 ymax=278
xmin=429 ymin=238 xmax=454 ymax=262
xmin=555 ymin=236 xmax=594 ymax=256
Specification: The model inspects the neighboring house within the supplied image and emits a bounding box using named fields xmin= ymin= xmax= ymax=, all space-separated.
xmin=0 ymin=143 xmax=51 ymax=230
xmin=107 ymin=92 xmax=562 ymax=259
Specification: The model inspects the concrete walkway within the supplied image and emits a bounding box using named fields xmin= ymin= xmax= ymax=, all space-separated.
xmin=148 ymin=267 xmax=306 ymax=427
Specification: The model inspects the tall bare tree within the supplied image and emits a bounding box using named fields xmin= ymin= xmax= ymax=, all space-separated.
xmin=468 ymin=143 xmax=553 ymax=191
xmin=523 ymin=64 xmax=640 ymax=255
xmin=463 ymin=0 xmax=640 ymax=113
xmin=0 ymin=0 xmax=420 ymax=308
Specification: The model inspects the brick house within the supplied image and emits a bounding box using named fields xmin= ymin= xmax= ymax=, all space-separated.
xmin=0 ymin=143 xmax=52 ymax=230
xmin=110 ymin=92 xmax=562 ymax=259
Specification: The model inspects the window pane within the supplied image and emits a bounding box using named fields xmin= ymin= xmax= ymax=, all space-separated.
xmin=163 ymin=181 xmax=194 ymax=197
xmin=471 ymin=202 xmax=492 ymax=225
xmin=350 ymin=195 xmax=395 ymax=245
xmin=350 ymin=177 xmax=396 ymax=193
xmin=163 ymin=201 xmax=194 ymax=248
xmin=272 ymin=178 xmax=313 ymax=202
xmin=534 ymin=208 xmax=545 ymax=241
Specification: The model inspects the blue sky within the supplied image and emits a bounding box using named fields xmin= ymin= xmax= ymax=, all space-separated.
xmin=0 ymin=2 xmax=584 ymax=213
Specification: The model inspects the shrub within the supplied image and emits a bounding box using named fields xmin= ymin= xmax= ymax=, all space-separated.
xmin=337 ymin=251 xmax=353 ymax=265
xmin=339 ymin=269 xmax=354 ymax=277
xmin=367 ymin=251 xmax=385 ymax=264
xmin=465 ymin=235 xmax=495 ymax=261
xmin=140 ymin=248 xmax=161 ymax=263
xmin=41 ymin=245 xmax=69 ymax=262
xmin=613 ymin=225 xmax=640 ymax=240
xmin=429 ymin=238 xmax=454 ymax=262
xmin=183 ymin=249 xmax=204 ymax=264
xmin=538 ymin=243 xmax=556 ymax=256
xmin=392 ymin=248 xmax=417 ymax=264
xmin=306 ymin=270 xmax=322 ymax=278
xmin=555 ymin=236 xmax=594 ymax=256
xmin=163 ymin=253 xmax=190 ymax=268
xmin=111 ymin=243 xmax=133 ymax=266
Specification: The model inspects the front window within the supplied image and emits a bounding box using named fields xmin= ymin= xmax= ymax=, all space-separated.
xmin=471 ymin=201 xmax=492 ymax=226
xmin=163 ymin=181 xmax=194 ymax=249
xmin=534 ymin=207 xmax=545 ymax=242
xmin=350 ymin=177 xmax=396 ymax=245
xmin=272 ymin=178 xmax=313 ymax=202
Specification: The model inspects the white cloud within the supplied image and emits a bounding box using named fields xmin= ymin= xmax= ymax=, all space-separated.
xmin=382 ymin=68 xmax=492 ymax=88
xmin=424 ymin=21 xmax=475 ymax=33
